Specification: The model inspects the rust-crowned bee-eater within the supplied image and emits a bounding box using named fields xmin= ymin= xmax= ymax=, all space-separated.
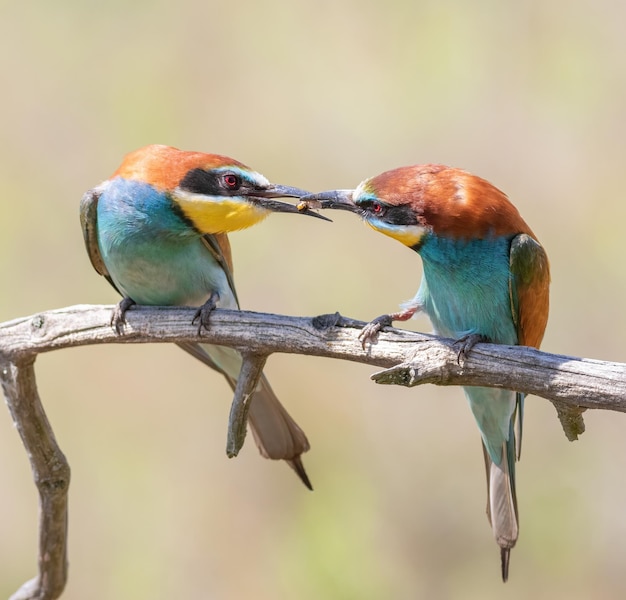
xmin=80 ymin=144 xmax=328 ymax=489
xmin=300 ymin=164 xmax=550 ymax=579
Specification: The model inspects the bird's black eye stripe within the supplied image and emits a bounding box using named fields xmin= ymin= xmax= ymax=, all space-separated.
xmin=383 ymin=204 xmax=419 ymax=226
xmin=358 ymin=201 xmax=418 ymax=225
xmin=179 ymin=168 xmax=223 ymax=195
xmin=179 ymin=168 xmax=244 ymax=195
xmin=359 ymin=200 xmax=386 ymax=216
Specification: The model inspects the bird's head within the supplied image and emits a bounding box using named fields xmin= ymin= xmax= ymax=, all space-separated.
xmin=299 ymin=164 xmax=532 ymax=249
xmin=111 ymin=144 xmax=328 ymax=234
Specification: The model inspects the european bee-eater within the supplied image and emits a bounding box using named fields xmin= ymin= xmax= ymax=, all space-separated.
xmin=80 ymin=144 xmax=327 ymax=489
xmin=301 ymin=164 xmax=550 ymax=579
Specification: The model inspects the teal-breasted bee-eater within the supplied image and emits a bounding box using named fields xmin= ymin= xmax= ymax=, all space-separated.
xmin=80 ymin=144 xmax=327 ymax=489
xmin=301 ymin=164 xmax=550 ymax=579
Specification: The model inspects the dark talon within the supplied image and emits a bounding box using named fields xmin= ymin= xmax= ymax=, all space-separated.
xmin=192 ymin=291 xmax=220 ymax=335
xmin=358 ymin=314 xmax=393 ymax=350
xmin=111 ymin=297 xmax=136 ymax=334
xmin=454 ymin=333 xmax=488 ymax=364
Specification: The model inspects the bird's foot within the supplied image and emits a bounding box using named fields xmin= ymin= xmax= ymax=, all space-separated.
xmin=358 ymin=314 xmax=393 ymax=350
xmin=454 ymin=333 xmax=488 ymax=364
xmin=111 ymin=297 xmax=136 ymax=334
xmin=358 ymin=304 xmax=419 ymax=350
xmin=192 ymin=291 xmax=220 ymax=335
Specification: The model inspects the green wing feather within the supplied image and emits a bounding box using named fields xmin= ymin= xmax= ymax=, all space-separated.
xmin=79 ymin=188 xmax=120 ymax=293
xmin=508 ymin=233 xmax=550 ymax=458
xmin=200 ymin=234 xmax=240 ymax=308
xmin=508 ymin=233 xmax=550 ymax=349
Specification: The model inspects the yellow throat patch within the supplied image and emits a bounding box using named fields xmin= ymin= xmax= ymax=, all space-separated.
xmin=174 ymin=191 xmax=269 ymax=234
xmin=367 ymin=220 xmax=426 ymax=247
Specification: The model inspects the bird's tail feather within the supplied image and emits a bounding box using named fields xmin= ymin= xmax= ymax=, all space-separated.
xmin=483 ymin=434 xmax=518 ymax=582
xmin=177 ymin=342 xmax=312 ymax=488
xmin=247 ymin=374 xmax=312 ymax=489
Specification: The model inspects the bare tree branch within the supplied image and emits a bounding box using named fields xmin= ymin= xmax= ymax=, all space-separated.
xmin=1 ymin=303 xmax=625 ymax=599
xmin=0 ymin=357 xmax=69 ymax=600
xmin=1 ymin=304 xmax=625 ymax=410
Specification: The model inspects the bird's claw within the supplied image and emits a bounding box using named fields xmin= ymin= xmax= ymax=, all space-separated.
xmin=192 ymin=292 xmax=220 ymax=335
xmin=453 ymin=333 xmax=488 ymax=364
xmin=358 ymin=314 xmax=393 ymax=350
xmin=111 ymin=297 xmax=136 ymax=334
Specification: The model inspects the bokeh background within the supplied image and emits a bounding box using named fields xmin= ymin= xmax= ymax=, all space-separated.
xmin=1 ymin=1 xmax=626 ymax=598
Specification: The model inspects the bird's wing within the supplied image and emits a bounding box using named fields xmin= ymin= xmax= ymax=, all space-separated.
xmin=508 ymin=233 xmax=550 ymax=459
xmin=178 ymin=233 xmax=240 ymax=374
xmin=176 ymin=342 xmax=234 ymax=384
xmin=79 ymin=188 xmax=119 ymax=292
xmin=508 ymin=233 xmax=550 ymax=349
xmin=200 ymin=233 xmax=240 ymax=308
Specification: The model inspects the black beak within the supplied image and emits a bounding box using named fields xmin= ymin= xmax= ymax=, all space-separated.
xmin=251 ymin=184 xmax=332 ymax=221
xmin=296 ymin=190 xmax=360 ymax=213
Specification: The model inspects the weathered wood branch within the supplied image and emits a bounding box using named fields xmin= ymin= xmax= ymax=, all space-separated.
xmin=1 ymin=303 xmax=625 ymax=600
xmin=1 ymin=304 xmax=625 ymax=410
xmin=0 ymin=358 xmax=70 ymax=600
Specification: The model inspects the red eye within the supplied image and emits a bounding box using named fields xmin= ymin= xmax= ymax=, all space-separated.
xmin=372 ymin=201 xmax=383 ymax=214
xmin=223 ymin=173 xmax=240 ymax=189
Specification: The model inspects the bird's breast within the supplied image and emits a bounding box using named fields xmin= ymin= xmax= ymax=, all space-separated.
xmin=416 ymin=236 xmax=518 ymax=344
xmin=95 ymin=179 xmax=237 ymax=308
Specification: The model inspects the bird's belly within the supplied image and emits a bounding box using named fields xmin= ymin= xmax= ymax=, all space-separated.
xmin=428 ymin=295 xmax=517 ymax=344
xmin=417 ymin=265 xmax=517 ymax=344
xmin=102 ymin=237 xmax=236 ymax=309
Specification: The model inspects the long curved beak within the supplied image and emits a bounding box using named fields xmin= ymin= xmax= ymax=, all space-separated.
xmin=257 ymin=184 xmax=311 ymax=199
xmin=251 ymin=184 xmax=332 ymax=221
xmin=296 ymin=190 xmax=360 ymax=213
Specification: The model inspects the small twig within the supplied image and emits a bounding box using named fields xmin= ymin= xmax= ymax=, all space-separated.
xmin=0 ymin=357 xmax=70 ymax=600
xmin=551 ymin=402 xmax=587 ymax=441
xmin=226 ymin=353 xmax=268 ymax=458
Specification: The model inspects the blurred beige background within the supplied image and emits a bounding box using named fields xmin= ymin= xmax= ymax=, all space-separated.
xmin=1 ymin=1 xmax=625 ymax=598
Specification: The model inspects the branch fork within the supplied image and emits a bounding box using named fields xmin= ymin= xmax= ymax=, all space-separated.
xmin=1 ymin=304 xmax=625 ymax=599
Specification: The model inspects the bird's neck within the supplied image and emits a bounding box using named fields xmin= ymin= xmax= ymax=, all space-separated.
xmin=419 ymin=234 xmax=510 ymax=269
